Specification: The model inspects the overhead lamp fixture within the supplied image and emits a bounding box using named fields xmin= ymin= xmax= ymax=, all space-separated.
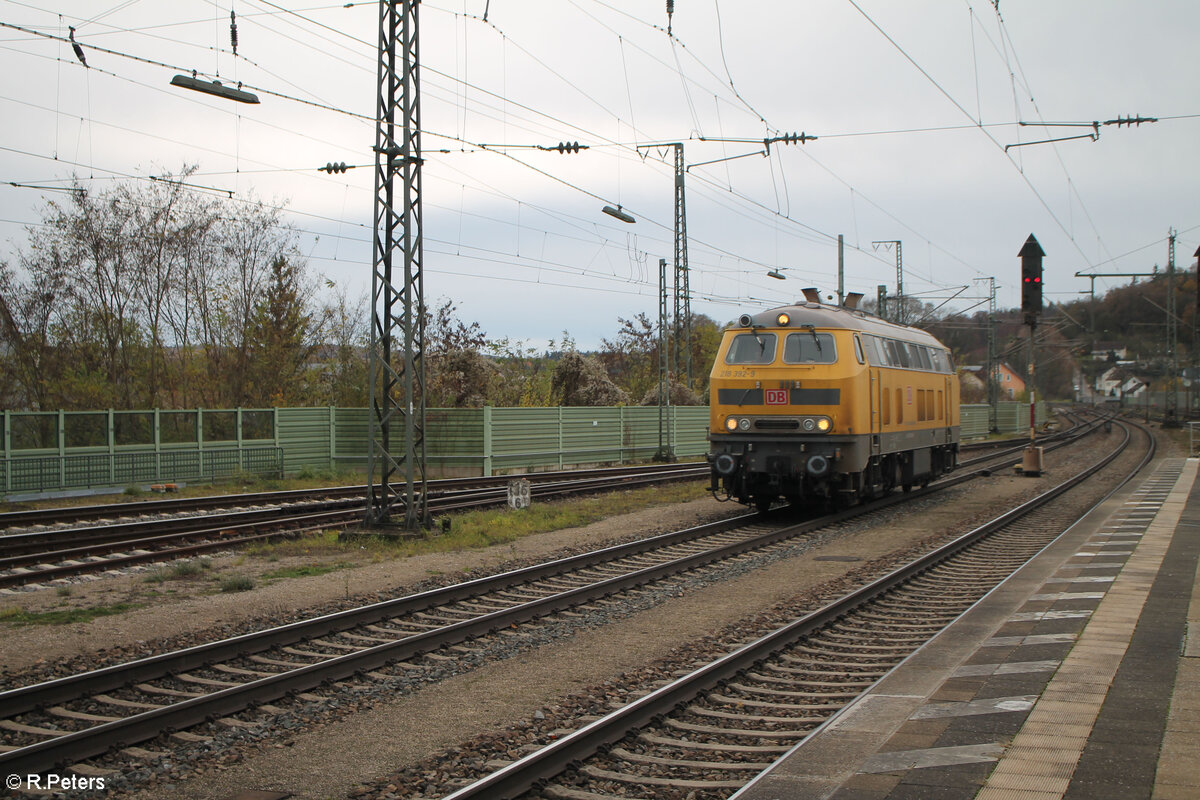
xmin=170 ymin=74 xmax=260 ymax=104
xmin=601 ymin=204 xmax=636 ymax=224
xmin=767 ymin=269 xmax=786 ymax=280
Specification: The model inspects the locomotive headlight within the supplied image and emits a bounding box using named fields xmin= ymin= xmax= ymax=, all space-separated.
xmin=738 ymin=417 xmax=752 ymax=431
xmin=816 ymin=417 xmax=832 ymax=432
xmin=776 ymin=312 xmax=790 ymax=326
xmin=725 ymin=416 xmax=739 ymax=431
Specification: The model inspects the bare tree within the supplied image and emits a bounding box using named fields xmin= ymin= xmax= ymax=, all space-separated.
xmin=0 ymin=174 xmax=327 ymax=410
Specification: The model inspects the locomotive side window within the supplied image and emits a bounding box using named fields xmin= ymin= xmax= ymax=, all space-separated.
xmin=876 ymin=337 xmax=892 ymax=365
xmin=928 ymin=349 xmax=943 ymax=373
xmin=884 ymin=339 xmax=901 ymax=367
xmin=932 ymin=349 xmax=953 ymax=373
xmin=863 ymin=335 xmax=954 ymax=373
xmin=863 ymin=335 xmax=887 ymax=366
xmin=783 ymin=332 xmax=837 ymax=364
xmin=853 ymin=335 xmax=865 ymax=364
xmin=725 ymin=332 xmax=777 ymax=364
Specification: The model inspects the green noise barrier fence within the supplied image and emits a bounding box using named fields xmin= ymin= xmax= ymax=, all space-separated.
xmin=1 ymin=402 xmax=1039 ymax=497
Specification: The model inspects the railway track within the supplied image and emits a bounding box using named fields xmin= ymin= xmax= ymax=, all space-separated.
xmin=0 ymin=421 xmax=1068 ymax=533
xmin=0 ymin=419 xmax=1075 ymax=591
xmin=0 ymin=463 xmax=708 ymax=590
xmin=0 ymin=464 xmax=717 ymax=531
xmin=0 ymin=415 xmax=1106 ymax=784
xmin=440 ymin=416 xmax=1152 ymax=800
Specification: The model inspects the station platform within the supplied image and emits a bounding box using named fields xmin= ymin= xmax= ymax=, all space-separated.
xmin=733 ymin=456 xmax=1200 ymax=800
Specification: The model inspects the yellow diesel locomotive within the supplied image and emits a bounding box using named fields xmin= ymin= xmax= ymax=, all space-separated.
xmin=707 ymin=291 xmax=960 ymax=511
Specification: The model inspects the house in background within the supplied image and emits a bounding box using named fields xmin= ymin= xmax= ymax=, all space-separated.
xmin=995 ymin=363 xmax=1025 ymax=399
xmin=1098 ymin=366 xmax=1148 ymax=400
xmin=959 ymin=363 xmax=1027 ymax=401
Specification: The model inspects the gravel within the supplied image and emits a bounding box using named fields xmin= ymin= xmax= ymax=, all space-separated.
xmin=106 ymin=471 xmax=1057 ymax=800
xmin=5 ymin=422 xmax=1177 ymax=800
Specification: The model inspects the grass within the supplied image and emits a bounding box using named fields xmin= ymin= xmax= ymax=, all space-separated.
xmin=2 ymin=477 xmax=709 ymax=626
xmin=246 ymin=479 xmax=709 ymax=562
xmin=0 ymin=602 xmax=144 ymax=627
xmin=262 ymin=562 xmax=353 ymax=581
xmin=0 ymin=468 xmax=363 ymax=514
xmin=219 ymin=575 xmax=255 ymax=593
xmin=143 ymin=558 xmax=212 ymax=583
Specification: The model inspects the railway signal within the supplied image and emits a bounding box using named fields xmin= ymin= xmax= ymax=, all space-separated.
xmin=1020 ymin=234 xmax=1044 ymax=326
xmin=1018 ymin=234 xmax=1045 ymax=475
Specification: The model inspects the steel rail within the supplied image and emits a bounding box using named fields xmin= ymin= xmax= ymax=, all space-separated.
xmin=0 ymin=462 xmax=708 ymax=530
xmin=444 ymin=418 xmax=1148 ymax=799
xmin=0 ymin=506 xmax=840 ymax=775
xmin=0 ymin=465 xmax=709 ymax=557
xmin=0 ymin=418 xmax=1109 ymax=775
xmin=0 ymin=466 xmax=708 ymax=588
xmin=9 ymin=443 xmax=1057 ymax=711
xmin=0 ymin=510 xmax=754 ymax=714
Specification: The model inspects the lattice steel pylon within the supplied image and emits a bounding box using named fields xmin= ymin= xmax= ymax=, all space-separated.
xmin=366 ymin=0 xmax=428 ymax=530
xmin=871 ymin=240 xmax=903 ymax=324
xmin=656 ymin=257 xmax=674 ymax=461
xmin=1165 ymin=228 xmax=1179 ymax=427
xmin=986 ymin=277 xmax=999 ymax=432
xmin=669 ymin=143 xmax=691 ymax=389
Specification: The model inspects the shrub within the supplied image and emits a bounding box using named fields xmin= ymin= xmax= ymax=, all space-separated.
xmin=219 ymin=575 xmax=255 ymax=593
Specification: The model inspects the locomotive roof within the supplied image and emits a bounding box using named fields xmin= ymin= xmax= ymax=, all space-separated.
xmin=732 ymin=302 xmax=946 ymax=347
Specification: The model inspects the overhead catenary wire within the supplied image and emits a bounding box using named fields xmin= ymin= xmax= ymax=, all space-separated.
xmin=2 ymin=1 xmax=1194 ymax=328
xmin=0 ymin=7 xmax=1036 ymax=299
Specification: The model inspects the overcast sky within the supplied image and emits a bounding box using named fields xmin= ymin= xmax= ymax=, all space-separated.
xmin=1 ymin=1 xmax=1197 ymax=349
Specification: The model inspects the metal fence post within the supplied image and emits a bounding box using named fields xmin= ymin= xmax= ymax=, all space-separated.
xmin=236 ymin=407 xmax=244 ymax=472
xmin=153 ymin=409 xmax=162 ymax=481
xmin=57 ymin=409 xmax=65 ymax=490
xmin=482 ymin=406 xmax=493 ymax=477
xmin=197 ymin=408 xmax=206 ymax=481
xmin=327 ymin=406 xmax=337 ymax=472
xmin=107 ymin=409 xmax=115 ymax=485
xmin=2 ymin=410 xmax=9 ymax=493
xmin=618 ymin=406 xmax=625 ymax=464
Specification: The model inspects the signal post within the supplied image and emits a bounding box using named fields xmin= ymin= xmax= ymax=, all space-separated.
xmin=1019 ymin=234 xmax=1045 ymax=476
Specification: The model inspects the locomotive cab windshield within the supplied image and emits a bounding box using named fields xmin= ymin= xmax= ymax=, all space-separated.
xmin=784 ymin=331 xmax=836 ymax=364
xmin=725 ymin=332 xmax=777 ymax=364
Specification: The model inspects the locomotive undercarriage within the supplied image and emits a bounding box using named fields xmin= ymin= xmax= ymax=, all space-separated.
xmin=708 ymin=435 xmax=957 ymax=512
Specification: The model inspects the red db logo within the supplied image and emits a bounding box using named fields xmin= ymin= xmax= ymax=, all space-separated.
xmin=765 ymin=389 xmax=788 ymax=405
